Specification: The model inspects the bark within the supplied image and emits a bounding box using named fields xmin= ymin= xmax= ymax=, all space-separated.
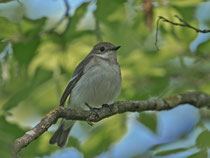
xmin=14 ymin=92 xmax=210 ymax=158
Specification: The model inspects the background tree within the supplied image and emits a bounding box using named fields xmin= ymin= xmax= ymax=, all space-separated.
xmin=0 ymin=0 xmax=210 ymax=158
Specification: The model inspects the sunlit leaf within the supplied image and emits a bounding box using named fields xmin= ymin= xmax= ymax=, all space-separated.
xmin=20 ymin=18 xmax=47 ymax=36
xmin=0 ymin=17 xmax=19 ymax=39
xmin=196 ymin=130 xmax=210 ymax=148
xmin=3 ymin=67 xmax=53 ymax=111
xmin=96 ymin=0 xmax=127 ymax=23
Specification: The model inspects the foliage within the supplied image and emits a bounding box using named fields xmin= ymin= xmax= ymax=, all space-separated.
xmin=0 ymin=0 xmax=210 ymax=157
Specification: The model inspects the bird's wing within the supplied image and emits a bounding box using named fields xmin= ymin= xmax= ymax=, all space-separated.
xmin=59 ymin=73 xmax=82 ymax=106
xmin=59 ymin=55 xmax=94 ymax=106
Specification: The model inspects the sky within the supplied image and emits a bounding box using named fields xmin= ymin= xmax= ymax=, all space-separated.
xmin=0 ymin=0 xmax=209 ymax=158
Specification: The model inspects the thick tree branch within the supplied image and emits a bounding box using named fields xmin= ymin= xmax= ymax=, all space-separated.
xmin=14 ymin=92 xmax=210 ymax=157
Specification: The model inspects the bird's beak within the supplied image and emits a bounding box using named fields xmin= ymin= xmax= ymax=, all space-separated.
xmin=111 ymin=46 xmax=121 ymax=51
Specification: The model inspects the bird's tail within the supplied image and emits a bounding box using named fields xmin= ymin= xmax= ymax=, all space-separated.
xmin=49 ymin=119 xmax=75 ymax=147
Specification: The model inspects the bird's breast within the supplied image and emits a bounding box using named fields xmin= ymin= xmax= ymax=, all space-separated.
xmin=69 ymin=62 xmax=121 ymax=109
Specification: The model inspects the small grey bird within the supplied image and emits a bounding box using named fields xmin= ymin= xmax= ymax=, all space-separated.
xmin=49 ymin=42 xmax=122 ymax=147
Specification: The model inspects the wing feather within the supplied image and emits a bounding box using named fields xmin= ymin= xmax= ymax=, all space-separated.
xmin=59 ymin=55 xmax=93 ymax=106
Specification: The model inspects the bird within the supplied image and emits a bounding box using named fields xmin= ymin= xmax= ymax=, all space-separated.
xmin=49 ymin=42 xmax=122 ymax=147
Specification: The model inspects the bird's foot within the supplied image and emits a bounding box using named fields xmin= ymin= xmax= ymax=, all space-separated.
xmin=85 ymin=102 xmax=100 ymax=126
xmin=86 ymin=118 xmax=94 ymax=126
xmin=85 ymin=102 xmax=100 ymax=112
xmin=102 ymin=104 xmax=112 ymax=112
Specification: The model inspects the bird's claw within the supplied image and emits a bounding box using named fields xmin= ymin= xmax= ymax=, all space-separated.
xmin=85 ymin=102 xmax=100 ymax=126
xmin=85 ymin=102 xmax=100 ymax=117
xmin=102 ymin=104 xmax=112 ymax=112
xmin=86 ymin=118 xmax=94 ymax=126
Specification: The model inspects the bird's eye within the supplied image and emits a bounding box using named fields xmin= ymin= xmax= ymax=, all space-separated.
xmin=100 ymin=47 xmax=105 ymax=52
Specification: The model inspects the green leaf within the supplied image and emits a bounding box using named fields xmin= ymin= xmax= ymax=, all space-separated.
xmin=96 ymin=0 xmax=127 ymax=23
xmin=137 ymin=112 xmax=157 ymax=133
xmin=0 ymin=0 xmax=16 ymax=3
xmin=30 ymin=67 xmax=53 ymax=88
xmin=0 ymin=41 xmax=8 ymax=54
xmin=81 ymin=115 xmax=126 ymax=158
xmin=13 ymin=38 xmax=40 ymax=65
xmin=67 ymin=136 xmax=81 ymax=150
xmin=3 ymin=67 xmax=53 ymax=111
xmin=196 ymin=130 xmax=210 ymax=148
xmin=132 ymin=76 xmax=169 ymax=100
xmin=12 ymin=18 xmax=47 ymax=66
xmin=20 ymin=132 xmax=58 ymax=158
xmin=188 ymin=149 xmax=208 ymax=158
xmin=0 ymin=115 xmax=60 ymax=158
xmin=155 ymin=148 xmax=188 ymax=156
xmin=20 ymin=17 xmax=46 ymax=36
xmin=66 ymin=2 xmax=90 ymax=35
xmin=50 ymin=2 xmax=90 ymax=48
xmin=0 ymin=17 xmax=19 ymax=39
xmin=196 ymin=39 xmax=210 ymax=54
xmin=173 ymin=6 xmax=196 ymax=21
xmin=0 ymin=116 xmax=25 ymax=158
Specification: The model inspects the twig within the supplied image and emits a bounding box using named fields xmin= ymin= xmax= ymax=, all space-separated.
xmin=47 ymin=0 xmax=71 ymax=34
xmin=13 ymin=92 xmax=210 ymax=157
xmin=61 ymin=0 xmax=71 ymax=35
xmin=155 ymin=15 xmax=210 ymax=50
xmin=155 ymin=17 xmax=161 ymax=50
xmin=95 ymin=16 xmax=103 ymax=42
xmin=94 ymin=9 xmax=103 ymax=42
xmin=174 ymin=15 xmax=210 ymax=33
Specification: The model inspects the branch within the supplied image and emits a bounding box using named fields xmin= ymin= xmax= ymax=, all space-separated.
xmin=47 ymin=0 xmax=71 ymax=34
xmin=155 ymin=15 xmax=210 ymax=49
xmin=14 ymin=92 xmax=210 ymax=157
xmin=94 ymin=8 xmax=103 ymax=42
xmin=94 ymin=14 xmax=103 ymax=42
